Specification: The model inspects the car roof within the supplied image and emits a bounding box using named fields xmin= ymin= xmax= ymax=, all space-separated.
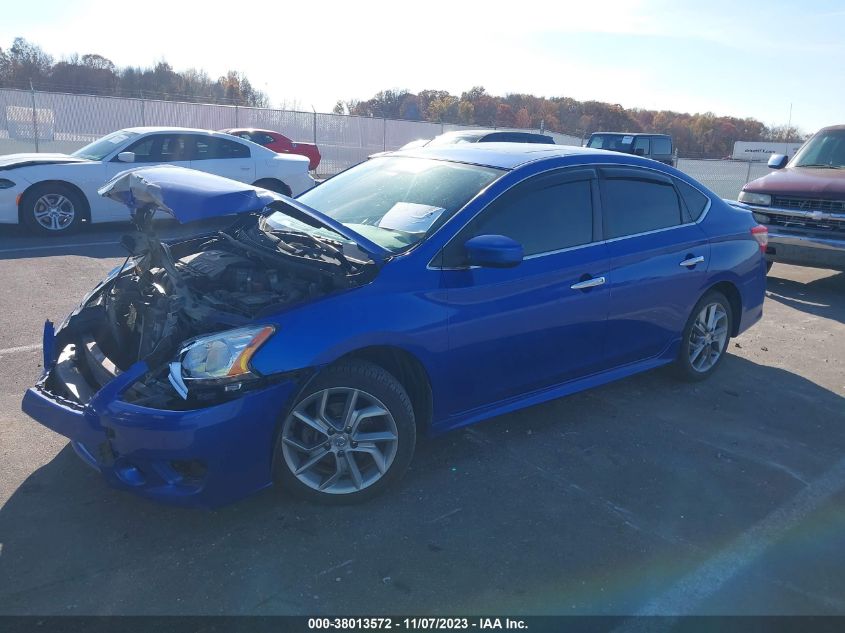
xmin=221 ymin=128 xmax=278 ymax=134
xmin=386 ymin=143 xmax=634 ymax=170
xmin=437 ymin=129 xmax=492 ymax=138
xmin=437 ymin=129 xmax=550 ymax=139
xmin=589 ymin=131 xmax=671 ymax=137
xmin=122 ymin=126 xmax=240 ymax=135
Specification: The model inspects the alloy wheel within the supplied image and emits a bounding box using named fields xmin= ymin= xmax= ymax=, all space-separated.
xmin=33 ymin=193 xmax=76 ymax=231
xmin=688 ymin=302 xmax=729 ymax=373
xmin=281 ymin=387 xmax=399 ymax=494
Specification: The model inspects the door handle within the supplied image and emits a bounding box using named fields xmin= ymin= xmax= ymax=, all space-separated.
xmin=571 ymin=276 xmax=606 ymax=290
xmin=679 ymin=255 xmax=705 ymax=268
xmin=240 ymin=166 xmax=252 ymax=170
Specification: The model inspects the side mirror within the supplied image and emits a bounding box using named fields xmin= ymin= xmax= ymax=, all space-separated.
xmin=768 ymin=154 xmax=788 ymax=169
xmin=464 ymin=234 xmax=523 ymax=268
xmin=117 ymin=151 xmax=135 ymax=163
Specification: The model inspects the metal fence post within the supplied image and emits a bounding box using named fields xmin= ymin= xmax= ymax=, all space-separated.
xmin=235 ymin=105 xmax=239 ymax=128
xmin=745 ymin=159 xmax=752 ymax=184
xmin=141 ymin=98 xmax=146 ymax=126
xmin=312 ymin=109 xmax=317 ymax=145
xmin=383 ymin=117 xmax=387 ymax=151
xmin=29 ymin=82 xmax=39 ymax=153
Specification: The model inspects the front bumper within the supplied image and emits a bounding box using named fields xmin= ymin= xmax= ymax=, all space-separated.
xmin=21 ymin=328 xmax=300 ymax=508
xmin=0 ymin=183 xmax=24 ymax=224
xmin=740 ymin=203 xmax=845 ymax=271
xmin=766 ymin=231 xmax=845 ymax=271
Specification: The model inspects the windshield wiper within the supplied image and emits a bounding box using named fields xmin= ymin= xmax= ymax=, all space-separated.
xmin=253 ymin=218 xmax=357 ymax=271
xmin=796 ymin=163 xmax=842 ymax=169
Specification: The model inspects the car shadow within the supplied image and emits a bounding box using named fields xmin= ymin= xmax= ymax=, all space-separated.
xmin=765 ymin=268 xmax=845 ymax=324
xmin=0 ymin=218 xmax=231 ymax=261
xmin=2 ymin=356 xmax=844 ymax=615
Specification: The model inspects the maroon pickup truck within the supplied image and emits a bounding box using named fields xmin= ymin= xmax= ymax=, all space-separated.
xmin=738 ymin=124 xmax=845 ymax=271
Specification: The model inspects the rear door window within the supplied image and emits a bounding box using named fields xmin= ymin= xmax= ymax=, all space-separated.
xmin=652 ymin=137 xmax=672 ymax=154
xmin=600 ymin=170 xmax=683 ymax=238
xmin=192 ymin=136 xmax=251 ymax=160
xmin=633 ymin=137 xmax=650 ymax=156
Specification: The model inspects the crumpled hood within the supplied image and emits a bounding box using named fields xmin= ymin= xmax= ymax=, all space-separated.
xmin=98 ymin=165 xmax=389 ymax=262
xmin=0 ymin=153 xmax=91 ymax=170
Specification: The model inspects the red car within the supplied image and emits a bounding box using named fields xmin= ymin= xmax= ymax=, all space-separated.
xmin=222 ymin=128 xmax=321 ymax=171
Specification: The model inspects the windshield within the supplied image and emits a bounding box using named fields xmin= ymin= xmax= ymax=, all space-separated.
xmin=266 ymin=156 xmax=504 ymax=253
xmin=790 ymin=129 xmax=845 ymax=168
xmin=587 ymin=134 xmax=634 ymax=151
xmin=71 ymin=130 xmax=139 ymax=161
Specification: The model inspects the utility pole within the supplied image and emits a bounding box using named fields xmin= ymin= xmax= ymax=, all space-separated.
xmin=787 ymin=103 xmax=793 ymax=141
xmin=30 ymin=80 xmax=39 ymax=153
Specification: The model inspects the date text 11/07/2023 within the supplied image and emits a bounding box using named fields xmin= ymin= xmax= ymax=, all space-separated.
xmin=307 ymin=617 xmax=529 ymax=630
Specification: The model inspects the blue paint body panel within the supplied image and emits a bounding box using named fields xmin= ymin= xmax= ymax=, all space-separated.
xmin=24 ymin=148 xmax=766 ymax=507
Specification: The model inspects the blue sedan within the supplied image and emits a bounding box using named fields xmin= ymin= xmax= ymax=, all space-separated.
xmin=22 ymin=145 xmax=767 ymax=506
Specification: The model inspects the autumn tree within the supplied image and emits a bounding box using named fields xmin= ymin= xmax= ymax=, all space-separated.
xmin=0 ymin=37 xmax=269 ymax=106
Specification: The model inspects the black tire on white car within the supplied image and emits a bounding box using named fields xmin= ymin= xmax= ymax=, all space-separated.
xmin=20 ymin=183 xmax=86 ymax=235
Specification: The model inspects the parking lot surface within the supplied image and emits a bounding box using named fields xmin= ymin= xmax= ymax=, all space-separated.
xmin=0 ymin=222 xmax=843 ymax=616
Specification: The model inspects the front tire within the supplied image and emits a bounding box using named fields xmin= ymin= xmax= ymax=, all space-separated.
xmin=20 ymin=183 xmax=86 ymax=235
xmin=674 ymin=291 xmax=733 ymax=382
xmin=273 ymin=360 xmax=416 ymax=504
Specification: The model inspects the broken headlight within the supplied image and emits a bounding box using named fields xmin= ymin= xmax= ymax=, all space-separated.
xmin=168 ymin=325 xmax=274 ymax=399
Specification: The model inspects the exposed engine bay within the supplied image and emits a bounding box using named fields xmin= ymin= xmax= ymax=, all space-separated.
xmin=46 ymin=207 xmax=376 ymax=407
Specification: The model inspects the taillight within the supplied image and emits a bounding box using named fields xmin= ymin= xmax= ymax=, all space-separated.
xmin=751 ymin=225 xmax=768 ymax=253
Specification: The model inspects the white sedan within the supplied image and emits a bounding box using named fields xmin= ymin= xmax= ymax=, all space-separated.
xmin=0 ymin=127 xmax=316 ymax=234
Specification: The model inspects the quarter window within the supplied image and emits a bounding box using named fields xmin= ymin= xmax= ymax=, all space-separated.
xmin=675 ymin=179 xmax=709 ymax=221
xmin=601 ymin=177 xmax=682 ymax=239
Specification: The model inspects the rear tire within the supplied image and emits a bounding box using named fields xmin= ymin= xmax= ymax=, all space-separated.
xmin=273 ymin=360 xmax=416 ymax=504
xmin=674 ymin=290 xmax=733 ymax=382
xmin=20 ymin=183 xmax=86 ymax=235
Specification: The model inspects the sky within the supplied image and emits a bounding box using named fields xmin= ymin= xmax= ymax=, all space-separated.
xmin=1 ymin=0 xmax=843 ymax=133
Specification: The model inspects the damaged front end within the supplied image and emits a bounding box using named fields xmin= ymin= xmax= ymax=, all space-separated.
xmin=21 ymin=166 xmax=389 ymax=505
xmin=37 ymin=165 xmax=381 ymax=410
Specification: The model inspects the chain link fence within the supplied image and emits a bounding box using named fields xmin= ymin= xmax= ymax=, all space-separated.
xmin=0 ymin=87 xmax=767 ymax=198
xmin=676 ymin=158 xmax=771 ymax=200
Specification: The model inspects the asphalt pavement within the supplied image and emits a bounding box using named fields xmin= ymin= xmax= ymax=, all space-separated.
xmin=0 ymin=221 xmax=843 ymax=616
